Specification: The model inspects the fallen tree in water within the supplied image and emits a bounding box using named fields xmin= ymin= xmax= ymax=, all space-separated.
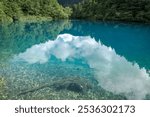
xmin=18 ymin=78 xmax=93 ymax=96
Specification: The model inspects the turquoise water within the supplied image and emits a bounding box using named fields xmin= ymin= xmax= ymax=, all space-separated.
xmin=0 ymin=20 xmax=150 ymax=100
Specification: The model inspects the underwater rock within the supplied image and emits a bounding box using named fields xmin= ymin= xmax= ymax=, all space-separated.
xmin=52 ymin=78 xmax=93 ymax=93
xmin=67 ymin=82 xmax=83 ymax=93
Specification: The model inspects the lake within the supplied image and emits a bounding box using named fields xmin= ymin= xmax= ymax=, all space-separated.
xmin=0 ymin=20 xmax=150 ymax=100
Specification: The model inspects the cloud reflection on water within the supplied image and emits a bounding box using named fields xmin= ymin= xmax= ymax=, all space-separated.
xmin=15 ymin=34 xmax=150 ymax=99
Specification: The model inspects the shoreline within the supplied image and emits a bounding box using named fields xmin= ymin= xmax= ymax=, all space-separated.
xmin=1 ymin=18 xmax=150 ymax=25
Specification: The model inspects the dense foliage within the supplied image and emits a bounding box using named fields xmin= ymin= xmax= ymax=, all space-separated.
xmin=0 ymin=0 xmax=150 ymax=23
xmin=72 ymin=0 xmax=150 ymax=23
xmin=0 ymin=0 xmax=72 ymax=23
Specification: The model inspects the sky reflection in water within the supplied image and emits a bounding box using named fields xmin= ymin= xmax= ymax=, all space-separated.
xmin=14 ymin=34 xmax=150 ymax=99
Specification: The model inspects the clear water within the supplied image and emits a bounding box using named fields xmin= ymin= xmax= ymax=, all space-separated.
xmin=0 ymin=20 xmax=150 ymax=100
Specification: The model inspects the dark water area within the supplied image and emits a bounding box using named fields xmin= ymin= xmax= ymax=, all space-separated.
xmin=0 ymin=20 xmax=150 ymax=100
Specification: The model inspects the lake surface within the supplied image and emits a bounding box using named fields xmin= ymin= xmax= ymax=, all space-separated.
xmin=0 ymin=20 xmax=150 ymax=99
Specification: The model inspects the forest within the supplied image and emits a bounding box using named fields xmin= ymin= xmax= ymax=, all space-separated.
xmin=0 ymin=0 xmax=72 ymax=23
xmin=0 ymin=0 xmax=150 ymax=23
xmin=72 ymin=0 xmax=150 ymax=23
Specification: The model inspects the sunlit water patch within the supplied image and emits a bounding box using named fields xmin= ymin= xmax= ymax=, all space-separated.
xmin=10 ymin=34 xmax=149 ymax=99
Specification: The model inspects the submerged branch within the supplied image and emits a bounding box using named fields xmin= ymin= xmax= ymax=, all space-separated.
xmin=17 ymin=78 xmax=93 ymax=96
xmin=17 ymin=84 xmax=52 ymax=96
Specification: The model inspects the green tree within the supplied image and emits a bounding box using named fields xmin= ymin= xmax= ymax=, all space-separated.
xmin=0 ymin=0 xmax=72 ymax=23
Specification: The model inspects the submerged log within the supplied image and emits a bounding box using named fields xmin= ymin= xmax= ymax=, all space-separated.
xmin=18 ymin=78 xmax=93 ymax=96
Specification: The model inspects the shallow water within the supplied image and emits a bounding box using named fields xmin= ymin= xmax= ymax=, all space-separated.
xmin=0 ymin=20 xmax=150 ymax=100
